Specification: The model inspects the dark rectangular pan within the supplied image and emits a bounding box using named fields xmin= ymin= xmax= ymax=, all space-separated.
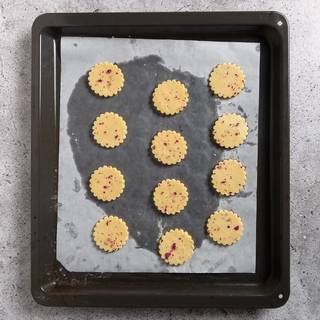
xmin=31 ymin=11 xmax=289 ymax=308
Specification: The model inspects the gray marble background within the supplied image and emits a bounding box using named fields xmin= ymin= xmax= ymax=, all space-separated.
xmin=57 ymin=37 xmax=258 ymax=273
xmin=0 ymin=0 xmax=319 ymax=319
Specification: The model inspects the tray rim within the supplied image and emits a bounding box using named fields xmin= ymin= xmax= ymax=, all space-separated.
xmin=31 ymin=11 xmax=289 ymax=308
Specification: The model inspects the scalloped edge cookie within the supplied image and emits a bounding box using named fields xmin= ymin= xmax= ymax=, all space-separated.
xmin=207 ymin=210 xmax=244 ymax=245
xmin=209 ymin=63 xmax=245 ymax=98
xmin=152 ymin=80 xmax=189 ymax=115
xmin=153 ymin=179 xmax=189 ymax=215
xmin=89 ymin=165 xmax=125 ymax=201
xmin=212 ymin=113 xmax=248 ymax=148
xmin=211 ymin=159 xmax=246 ymax=196
xmin=93 ymin=215 xmax=129 ymax=252
xmin=88 ymin=62 xmax=124 ymax=97
xmin=158 ymin=228 xmax=194 ymax=265
xmin=92 ymin=112 xmax=128 ymax=148
xmin=151 ymin=130 xmax=188 ymax=165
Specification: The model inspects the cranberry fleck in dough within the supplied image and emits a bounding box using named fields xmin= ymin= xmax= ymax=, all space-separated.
xmin=89 ymin=165 xmax=125 ymax=201
xmin=153 ymin=179 xmax=188 ymax=215
xmin=158 ymin=229 xmax=194 ymax=265
xmin=151 ymin=130 xmax=187 ymax=165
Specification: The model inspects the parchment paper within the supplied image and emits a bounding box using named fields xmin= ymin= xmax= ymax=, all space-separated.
xmin=57 ymin=37 xmax=260 ymax=273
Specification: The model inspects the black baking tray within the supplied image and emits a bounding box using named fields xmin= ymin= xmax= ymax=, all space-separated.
xmin=31 ymin=12 xmax=289 ymax=308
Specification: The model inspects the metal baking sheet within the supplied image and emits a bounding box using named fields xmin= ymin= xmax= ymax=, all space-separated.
xmin=57 ymin=37 xmax=260 ymax=273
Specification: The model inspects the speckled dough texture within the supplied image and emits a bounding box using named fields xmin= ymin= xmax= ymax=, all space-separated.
xmin=93 ymin=215 xmax=129 ymax=252
xmin=158 ymin=229 xmax=194 ymax=265
xmin=153 ymin=179 xmax=189 ymax=215
xmin=89 ymin=165 xmax=125 ymax=201
xmin=151 ymin=130 xmax=187 ymax=165
xmin=152 ymin=79 xmax=189 ymax=115
xmin=209 ymin=63 xmax=245 ymax=98
xmin=212 ymin=113 xmax=248 ymax=148
xmin=88 ymin=62 xmax=124 ymax=97
xmin=211 ymin=159 xmax=247 ymax=196
xmin=92 ymin=112 xmax=127 ymax=148
xmin=207 ymin=210 xmax=244 ymax=245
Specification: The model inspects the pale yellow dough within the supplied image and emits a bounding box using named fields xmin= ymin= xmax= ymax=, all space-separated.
xmin=153 ymin=179 xmax=188 ymax=215
xmin=92 ymin=112 xmax=127 ymax=148
xmin=207 ymin=210 xmax=244 ymax=245
xmin=151 ymin=130 xmax=187 ymax=165
xmin=158 ymin=229 xmax=194 ymax=265
xmin=152 ymin=80 xmax=189 ymax=115
xmin=90 ymin=166 xmax=125 ymax=201
xmin=93 ymin=216 xmax=129 ymax=252
xmin=209 ymin=63 xmax=245 ymax=98
xmin=88 ymin=62 xmax=124 ymax=97
xmin=211 ymin=159 xmax=246 ymax=196
xmin=213 ymin=113 xmax=248 ymax=148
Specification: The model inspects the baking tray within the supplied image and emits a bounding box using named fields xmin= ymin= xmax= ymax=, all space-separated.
xmin=31 ymin=12 xmax=289 ymax=308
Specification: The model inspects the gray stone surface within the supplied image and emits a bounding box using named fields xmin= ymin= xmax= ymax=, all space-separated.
xmin=0 ymin=0 xmax=319 ymax=319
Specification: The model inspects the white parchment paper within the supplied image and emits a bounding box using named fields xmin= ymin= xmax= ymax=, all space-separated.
xmin=57 ymin=37 xmax=260 ymax=273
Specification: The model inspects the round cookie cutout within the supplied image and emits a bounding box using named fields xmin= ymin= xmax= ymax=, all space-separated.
xmin=151 ymin=130 xmax=187 ymax=165
xmin=152 ymin=80 xmax=189 ymax=115
xmin=92 ymin=112 xmax=127 ymax=148
xmin=211 ymin=159 xmax=246 ymax=196
xmin=207 ymin=210 xmax=244 ymax=245
xmin=90 ymin=166 xmax=125 ymax=201
xmin=88 ymin=62 xmax=124 ymax=97
xmin=93 ymin=216 xmax=129 ymax=252
xmin=153 ymin=179 xmax=188 ymax=215
xmin=212 ymin=113 xmax=248 ymax=148
xmin=209 ymin=63 xmax=245 ymax=98
xmin=158 ymin=229 xmax=194 ymax=265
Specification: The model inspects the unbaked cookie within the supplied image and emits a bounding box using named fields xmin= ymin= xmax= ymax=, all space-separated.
xmin=207 ymin=210 xmax=244 ymax=245
xmin=88 ymin=62 xmax=124 ymax=97
xmin=212 ymin=113 xmax=248 ymax=148
xmin=92 ymin=112 xmax=127 ymax=148
xmin=151 ymin=130 xmax=187 ymax=165
xmin=153 ymin=179 xmax=188 ymax=215
xmin=211 ymin=159 xmax=246 ymax=196
xmin=152 ymin=80 xmax=189 ymax=115
xmin=158 ymin=229 xmax=194 ymax=265
xmin=93 ymin=215 xmax=129 ymax=252
xmin=209 ymin=63 xmax=245 ymax=98
xmin=90 ymin=166 xmax=125 ymax=201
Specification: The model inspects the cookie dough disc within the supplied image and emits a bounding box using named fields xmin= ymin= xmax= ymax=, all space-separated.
xmin=93 ymin=216 xmax=129 ymax=252
xmin=158 ymin=229 xmax=194 ymax=265
xmin=211 ymin=159 xmax=246 ymax=196
xmin=88 ymin=62 xmax=124 ymax=97
xmin=153 ymin=179 xmax=188 ymax=215
xmin=92 ymin=112 xmax=127 ymax=148
xmin=209 ymin=63 xmax=245 ymax=98
xmin=90 ymin=166 xmax=125 ymax=201
xmin=152 ymin=80 xmax=189 ymax=115
xmin=213 ymin=113 xmax=248 ymax=148
xmin=151 ymin=130 xmax=187 ymax=165
xmin=207 ymin=210 xmax=244 ymax=245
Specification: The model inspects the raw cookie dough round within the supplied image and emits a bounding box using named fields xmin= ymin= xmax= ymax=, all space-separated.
xmin=88 ymin=62 xmax=124 ymax=97
xmin=207 ymin=210 xmax=244 ymax=245
xmin=151 ymin=130 xmax=187 ymax=165
xmin=90 ymin=166 xmax=125 ymax=201
xmin=209 ymin=63 xmax=245 ymax=98
xmin=152 ymin=80 xmax=189 ymax=115
xmin=158 ymin=229 xmax=194 ymax=265
xmin=92 ymin=112 xmax=127 ymax=148
xmin=212 ymin=113 xmax=248 ymax=148
xmin=153 ymin=179 xmax=188 ymax=215
xmin=211 ymin=159 xmax=246 ymax=196
xmin=93 ymin=215 xmax=129 ymax=252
